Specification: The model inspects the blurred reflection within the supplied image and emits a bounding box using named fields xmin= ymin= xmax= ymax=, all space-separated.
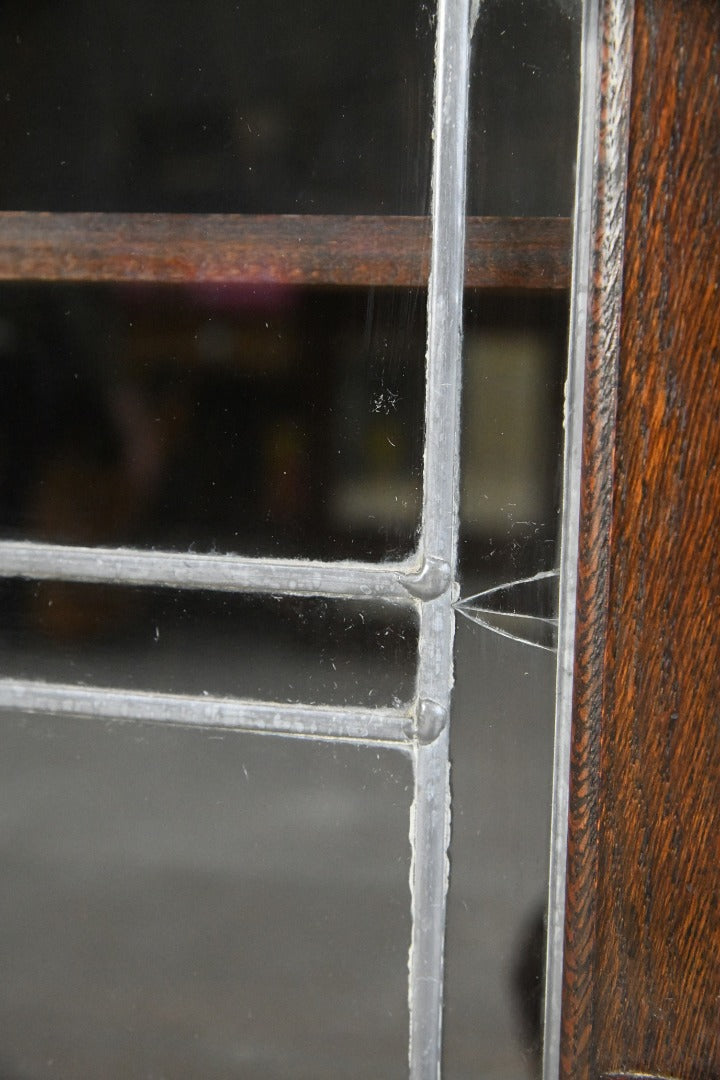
xmin=0 ymin=583 xmax=417 ymax=706
xmin=0 ymin=285 xmax=425 ymax=559
xmin=0 ymin=0 xmax=434 ymax=214
xmin=0 ymin=719 xmax=412 ymax=1078
xmin=459 ymin=292 xmax=568 ymax=584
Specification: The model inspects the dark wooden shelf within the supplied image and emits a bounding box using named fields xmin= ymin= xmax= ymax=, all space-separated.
xmin=0 ymin=213 xmax=570 ymax=290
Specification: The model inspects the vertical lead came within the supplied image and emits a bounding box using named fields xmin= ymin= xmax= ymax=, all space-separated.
xmin=409 ymin=0 xmax=471 ymax=1076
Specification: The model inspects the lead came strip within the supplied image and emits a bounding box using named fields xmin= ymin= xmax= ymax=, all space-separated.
xmin=0 ymin=540 xmax=418 ymax=603
xmin=409 ymin=0 xmax=471 ymax=1076
xmin=0 ymin=679 xmax=412 ymax=747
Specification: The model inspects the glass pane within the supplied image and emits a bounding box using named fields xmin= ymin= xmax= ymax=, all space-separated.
xmin=0 ymin=716 xmax=412 ymax=1078
xmin=445 ymin=303 xmax=569 ymax=1076
xmin=445 ymin=300 xmax=569 ymax=1074
xmin=445 ymin=0 xmax=581 ymax=1054
xmin=0 ymin=583 xmax=417 ymax=707
xmin=0 ymin=0 xmax=434 ymax=215
xmin=467 ymin=0 xmax=581 ymax=217
xmin=445 ymin=623 xmax=557 ymax=1078
xmin=459 ymin=292 xmax=569 ymax=581
xmin=0 ymin=284 xmax=425 ymax=560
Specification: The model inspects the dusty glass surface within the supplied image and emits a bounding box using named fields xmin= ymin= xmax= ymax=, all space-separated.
xmin=0 ymin=284 xmax=425 ymax=559
xmin=0 ymin=583 xmax=417 ymax=706
xmin=0 ymin=0 xmax=434 ymax=214
xmin=0 ymin=717 xmax=412 ymax=1079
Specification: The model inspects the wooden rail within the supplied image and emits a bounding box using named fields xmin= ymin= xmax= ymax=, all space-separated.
xmin=0 ymin=213 xmax=570 ymax=289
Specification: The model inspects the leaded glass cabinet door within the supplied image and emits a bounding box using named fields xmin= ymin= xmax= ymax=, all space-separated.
xmin=0 ymin=1 xmax=611 ymax=1077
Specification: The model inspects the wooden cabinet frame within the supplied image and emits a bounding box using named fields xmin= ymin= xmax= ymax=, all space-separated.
xmin=560 ymin=0 xmax=719 ymax=1077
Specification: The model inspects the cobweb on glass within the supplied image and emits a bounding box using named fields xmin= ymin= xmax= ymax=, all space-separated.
xmin=454 ymin=569 xmax=559 ymax=651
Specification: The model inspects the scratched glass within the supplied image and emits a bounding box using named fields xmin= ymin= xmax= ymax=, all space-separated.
xmin=0 ymin=717 xmax=412 ymax=1079
xmin=0 ymin=284 xmax=425 ymax=560
xmin=0 ymin=0 xmax=434 ymax=215
xmin=0 ymin=583 xmax=417 ymax=707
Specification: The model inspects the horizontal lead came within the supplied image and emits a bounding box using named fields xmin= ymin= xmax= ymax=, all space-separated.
xmin=0 ymin=679 xmax=412 ymax=747
xmin=0 ymin=541 xmax=417 ymax=604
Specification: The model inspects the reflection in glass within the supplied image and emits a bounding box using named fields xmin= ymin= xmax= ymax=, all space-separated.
xmin=0 ymin=718 xmax=412 ymax=1078
xmin=0 ymin=284 xmax=425 ymax=560
xmin=459 ymin=293 xmax=569 ymax=584
xmin=0 ymin=583 xmax=417 ymax=707
xmin=0 ymin=0 xmax=434 ymax=215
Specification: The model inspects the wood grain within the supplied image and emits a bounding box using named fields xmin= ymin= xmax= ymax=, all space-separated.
xmin=602 ymin=1074 xmax=687 ymax=1080
xmin=563 ymin=0 xmax=720 ymax=1078
xmin=0 ymin=213 xmax=570 ymax=289
xmin=561 ymin=0 xmax=635 ymax=1075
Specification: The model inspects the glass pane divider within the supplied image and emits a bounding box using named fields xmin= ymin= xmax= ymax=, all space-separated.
xmin=0 ymin=677 xmax=413 ymax=748
xmin=0 ymin=540 xmax=422 ymax=604
xmin=409 ymin=0 xmax=471 ymax=1075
